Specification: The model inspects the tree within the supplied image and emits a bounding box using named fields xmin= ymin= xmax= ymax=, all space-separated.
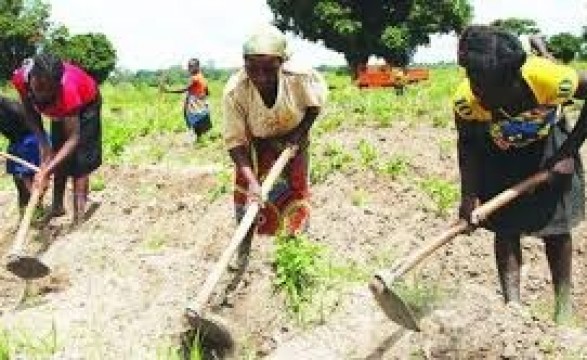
xmin=548 ymin=32 xmax=582 ymax=63
xmin=580 ymin=27 xmax=587 ymax=60
xmin=47 ymin=32 xmax=117 ymax=83
xmin=490 ymin=18 xmax=539 ymax=35
xmin=0 ymin=0 xmax=50 ymax=81
xmin=267 ymin=0 xmax=472 ymax=77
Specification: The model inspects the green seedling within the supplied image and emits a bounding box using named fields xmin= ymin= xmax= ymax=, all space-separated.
xmin=273 ymin=233 xmax=324 ymax=317
xmin=419 ymin=177 xmax=459 ymax=216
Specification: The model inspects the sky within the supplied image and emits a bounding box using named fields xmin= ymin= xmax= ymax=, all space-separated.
xmin=48 ymin=0 xmax=587 ymax=70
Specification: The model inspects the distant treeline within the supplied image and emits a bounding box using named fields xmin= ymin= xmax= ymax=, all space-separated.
xmin=108 ymin=62 xmax=463 ymax=86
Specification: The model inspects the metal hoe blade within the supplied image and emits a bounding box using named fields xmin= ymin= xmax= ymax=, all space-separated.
xmin=184 ymin=308 xmax=235 ymax=352
xmin=369 ymin=276 xmax=420 ymax=331
xmin=6 ymin=255 xmax=50 ymax=280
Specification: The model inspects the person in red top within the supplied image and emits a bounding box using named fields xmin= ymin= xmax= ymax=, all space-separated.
xmin=161 ymin=58 xmax=211 ymax=141
xmin=11 ymin=53 xmax=102 ymax=225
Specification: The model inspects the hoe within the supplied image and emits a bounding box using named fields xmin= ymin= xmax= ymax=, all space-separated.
xmin=369 ymin=170 xmax=551 ymax=331
xmin=0 ymin=151 xmax=50 ymax=279
xmin=183 ymin=145 xmax=298 ymax=352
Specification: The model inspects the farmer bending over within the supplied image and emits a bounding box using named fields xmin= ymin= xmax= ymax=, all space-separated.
xmin=454 ymin=25 xmax=587 ymax=323
xmin=0 ymin=96 xmax=41 ymax=215
xmin=11 ymin=53 xmax=103 ymax=225
xmin=223 ymin=25 xmax=327 ymax=271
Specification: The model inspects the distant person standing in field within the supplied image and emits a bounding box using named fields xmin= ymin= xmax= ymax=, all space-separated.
xmin=11 ymin=53 xmax=103 ymax=226
xmin=223 ymin=25 xmax=327 ymax=270
xmin=161 ymin=58 xmax=211 ymax=141
xmin=392 ymin=67 xmax=407 ymax=95
xmin=454 ymin=25 xmax=587 ymax=323
xmin=0 ymin=96 xmax=41 ymax=215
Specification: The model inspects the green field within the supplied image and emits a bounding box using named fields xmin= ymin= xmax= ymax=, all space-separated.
xmin=1 ymin=62 xmax=587 ymax=358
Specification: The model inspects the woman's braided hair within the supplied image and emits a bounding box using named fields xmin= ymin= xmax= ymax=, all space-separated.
xmin=29 ymin=53 xmax=64 ymax=84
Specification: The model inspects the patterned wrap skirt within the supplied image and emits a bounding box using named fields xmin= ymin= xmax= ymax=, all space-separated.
xmin=234 ymin=137 xmax=310 ymax=236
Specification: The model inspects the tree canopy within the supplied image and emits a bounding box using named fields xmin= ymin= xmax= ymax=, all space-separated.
xmin=490 ymin=18 xmax=539 ymax=35
xmin=267 ymin=0 xmax=472 ymax=74
xmin=46 ymin=31 xmax=117 ymax=84
xmin=0 ymin=0 xmax=50 ymax=80
xmin=548 ymin=32 xmax=582 ymax=64
xmin=0 ymin=0 xmax=117 ymax=83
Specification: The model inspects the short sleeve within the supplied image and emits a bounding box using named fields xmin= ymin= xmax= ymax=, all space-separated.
xmin=60 ymin=82 xmax=84 ymax=116
xmin=299 ymin=70 xmax=328 ymax=109
xmin=523 ymin=57 xmax=579 ymax=105
xmin=10 ymin=69 xmax=27 ymax=100
xmin=452 ymin=80 xmax=491 ymax=121
xmin=222 ymin=91 xmax=249 ymax=150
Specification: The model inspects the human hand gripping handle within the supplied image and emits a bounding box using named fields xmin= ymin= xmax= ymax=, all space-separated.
xmin=246 ymin=179 xmax=264 ymax=206
xmin=186 ymin=145 xmax=298 ymax=316
xmin=469 ymin=171 xmax=552 ymax=225
xmin=34 ymin=142 xmax=53 ymax=193
xmin=241 ymin=146 xmax=299 ymax=206
xmin=547 ymin=157 xmax=574 ymax=188
xmin=458 ymin=195 xmax=480 ymax=231
xmin=34 ymin=141 xmax=53 ymax=193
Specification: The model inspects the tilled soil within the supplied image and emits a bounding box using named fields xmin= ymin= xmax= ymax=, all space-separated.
xmin=0 ymin=123 xmax=586 ymax=359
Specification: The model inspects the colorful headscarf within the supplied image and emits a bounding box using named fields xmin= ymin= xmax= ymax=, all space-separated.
xmin=243 ymin=25 xmax=289 ymax=59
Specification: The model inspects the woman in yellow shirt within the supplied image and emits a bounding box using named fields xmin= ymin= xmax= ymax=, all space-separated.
xmin=223 ymin=25 xmax=327 ymax=271
xmin=454 ymin=25 xmax=587 ymax=323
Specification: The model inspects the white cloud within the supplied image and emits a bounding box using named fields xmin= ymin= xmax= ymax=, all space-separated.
xmin=48 ymin=0 xmax=586 ymax=69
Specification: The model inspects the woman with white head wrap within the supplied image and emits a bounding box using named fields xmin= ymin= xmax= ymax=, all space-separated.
xmin=223 ymin=24 xmax=328 ymax=270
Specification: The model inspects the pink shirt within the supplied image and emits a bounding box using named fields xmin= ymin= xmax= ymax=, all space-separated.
xmin=11 ymin=62 xmax=98 ymax=118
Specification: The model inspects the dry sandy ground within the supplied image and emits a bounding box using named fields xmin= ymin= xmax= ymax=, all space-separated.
xmin=0 ymin=123 xmax=587 ymax=359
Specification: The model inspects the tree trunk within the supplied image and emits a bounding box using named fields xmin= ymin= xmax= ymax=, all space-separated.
xmin=345 ymin=54 xmax=368 ymax=80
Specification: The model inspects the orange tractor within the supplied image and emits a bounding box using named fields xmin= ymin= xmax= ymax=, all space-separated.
xmin=355 ymin=63 xmax=429 ymax=89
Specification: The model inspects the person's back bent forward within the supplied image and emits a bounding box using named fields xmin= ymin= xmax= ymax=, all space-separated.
xmin=0 ymin=96 xmax=41 ymax=215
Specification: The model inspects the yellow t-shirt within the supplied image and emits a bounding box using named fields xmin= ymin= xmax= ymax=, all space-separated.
xmin=223 ymin=63 xmax=328 ymax=150
xmin=453 ymin=56 xmax=579 ymax=147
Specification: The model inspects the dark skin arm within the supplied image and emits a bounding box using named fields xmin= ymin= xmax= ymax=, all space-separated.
xmin=529 ymin=35 xmax=555 ymax=60
xmin=283 ymin=106 xmax=321 ymax=145
xmin=21 ymin=98 xmax=51 ymax=163
xmin=455 ymin=114 xmax=483 ymax=222
xmin=45 ymin=116 xmax=79 ymax=174
xmin=228 ymin=106 xmax=321 ymax=201
xmin=229 ymin=145 xmax=260 ymax=198
xmin=34 ymin=115 xmax=80 ymax=190
xmin=162 ymin=84 xmax=209 ymax=96
xmin=161 ymin=76 xmax=210 ymax=96
xmin=161 ymin=85 xmax=190 ymax=94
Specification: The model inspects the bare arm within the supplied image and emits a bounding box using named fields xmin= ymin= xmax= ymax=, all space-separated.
xmin=21 ymin=98 xmax=52 ymax=160
xmin=45 ymin=116 xmax=80 ymax=175
xmin=229 ymin=145 xmax=260 ymax=195
xmin=574 ymin=71 xmax=587 ymax=100
xmin=161 ymin=85 xmax=190 ymax=94
xmin=456 ymin=115 xmax=482 ymax=198
xmin=286 ymin=106 xmax=321 ymax=145
xmin=529 ymin=35 xmax=555 ymax=60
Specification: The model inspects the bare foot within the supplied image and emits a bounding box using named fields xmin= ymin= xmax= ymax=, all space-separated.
xmin=83 ymin=200 xmax=101 ymax=221
xmin=69 ymin=200 xmax=102 ymax=230
xmin=554 ymin=300 xmax=573 ymax=325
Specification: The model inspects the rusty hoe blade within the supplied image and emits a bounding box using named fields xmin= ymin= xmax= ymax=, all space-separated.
xmin=6 ymin=255 xmax=50 ymax=280
xmin=184 ymin=308 xmax=235 ymax=352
